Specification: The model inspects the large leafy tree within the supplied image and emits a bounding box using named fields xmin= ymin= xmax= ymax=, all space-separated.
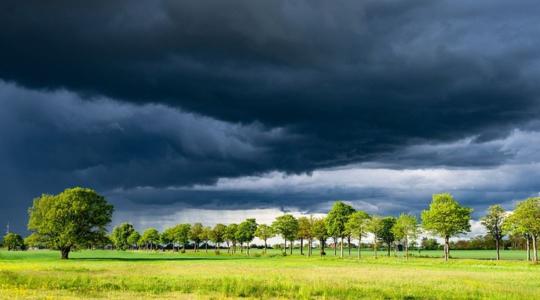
xmin=312 ymin=217 xmax=328 ymax=256
xmin=345 ymin=210 xmax=371 ymax=259
xmin=3 ymin=232 xmax=25 ymax=251
xmin=392 ymin=214 xmax=419 ymax=259
xmin=175 ymin=224 xmax=192 ymax=252
xmin=505 ymin=198 xmax=540 ymax=263
xmin=272 ymin=214 xmax=298 ymax=255
xmin=110 ymin=223 xmax=135 ymax=250
xmin=140 ymin=228 xmax=160 ymax=250
xmin=27 ymin=187 xmax=113 ymax=259
xmin=422 ymin=193 xmax=472 ymax=261
xmin=255 ymin=224 xmax=275 ymax=254
xmin=326 ymin=201 xmax=355 ymax=258
xmin=237 ymin=219 xmax=257 ymax=255
xmin=481 ymin=205 xmax=506 ymax=261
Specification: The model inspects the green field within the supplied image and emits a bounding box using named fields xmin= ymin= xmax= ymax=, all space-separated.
xmin=0 ymin=249 xmax=538 ymax=299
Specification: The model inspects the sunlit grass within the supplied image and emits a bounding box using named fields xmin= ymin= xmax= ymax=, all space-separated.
xmin=0 ymin=249 xmax=538 ymax=299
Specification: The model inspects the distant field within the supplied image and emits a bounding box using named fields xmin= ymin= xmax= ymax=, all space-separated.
xmin=0 ymin=249 xmax=538 ymax=299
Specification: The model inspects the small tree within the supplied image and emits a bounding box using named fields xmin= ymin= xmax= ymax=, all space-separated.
xmin=481 ymin=205 xmax=506 ymax=260
xmin=255 ymin=224 xmax=275 ymax=254
xmin=312 ymin=217 xmax=328 ymax=256
xmin=140 ymin=228 xmax=160 ymax=250
xmin=190 ymin=223 xmax=203 ymax=252
xmin=110 ymin=223 xmax=135 ymax=250
xmin=392 ymin=214 xmax=419 ymax=259
xmin=378 ymin=217 xmax=396 ymax=256
xmin=27 ymin=187 xmax=113 ymax=259
xmin=175 ymin=224 xmax=191 ymax=252
xmin=421 ymin=193 xmax=472 ymax=261
xmin=237 ymin=219 xmax=257 ymax=255
xmin=225 ymin=224 xmax=239 ymax=254
xmin=345 ymin=210 xmax=370 ymax=259
xmin=3 ymin=233 xmax=25 ymax=251
xmin=367 ymin=216 xmax=384 ymax=258
xmin=505 ymin=198 xmax=540 ymax=263
xmin=272 ymin=214 xmax=298 ymax=255
xmin=326 ymin=201 xmax=355 ymax=258
xmin=297 ymin=216 xmax=312 ymax=255
xmin=127 ymin=231 xmax=141 ymax=250
xmin=200 ymin=226 xmax=212 ymax=253
xmin=211 ymin=224 xmax=227 ymax=252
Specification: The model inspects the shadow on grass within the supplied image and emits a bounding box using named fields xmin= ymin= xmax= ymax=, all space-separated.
xmin=71 ymin=256 xmax=244 ymax=262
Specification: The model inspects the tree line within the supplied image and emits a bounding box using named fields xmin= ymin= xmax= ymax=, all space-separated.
xmin=2 ymin=187 xmax=540 ymax=262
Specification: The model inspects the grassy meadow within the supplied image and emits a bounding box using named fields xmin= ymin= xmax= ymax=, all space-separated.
xmin=0 ymin=249 xmax=539 ymax=299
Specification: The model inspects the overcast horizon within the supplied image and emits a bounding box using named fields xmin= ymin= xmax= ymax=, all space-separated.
xmin=2 ymin=1 xmax=540 ymax=234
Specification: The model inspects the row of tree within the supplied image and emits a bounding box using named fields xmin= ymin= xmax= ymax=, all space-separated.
xmin=2 ymin=188 xmax=540 ymax=262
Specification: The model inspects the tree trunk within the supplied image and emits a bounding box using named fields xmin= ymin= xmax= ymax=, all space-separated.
xmin=526 ymin=235 xmax=531 ymax=261
xmin=357 ymin=236 xmax=361 ymax=259
xmin=320 ymin=239 xmax=325 ymax=256
xmin=387 ymin=243 xmax=391 ymax=257
xmin=334 ymin=237 xmax=337 ymax=256
xmin=533 ymin=235 xmax=538 ymax=263
xmin=444 ymin=236 xmax=450 ymax=261
xmin=495 ymin=238 xmax=500 ymax=261
xmin=348 ymin=236 xmax=351 ymax=256
xmin=308 ymin=240 xmax=312 ymax=256
xmin=405 ymin=237 xmax=409 ymax=260
xmin=373 ymin=236 xmax=377 ymax=258
xmin=340 ymin=237 xmax=344 ymax=258
xmin=290 ymin=240 xmax=293 ymax=255
xmin=300 ymin=238 xmax=304 ymax=255
xmin=205 ymin=242 xmax=208 ymax=253
xmin=60 ymin=247 xmax=70 ymax=259
xmin=284 ymin=239 xmax=287 ymax=255
xmin=264 ymin=240 xmax=267 ymax=254
xmin=247 ymin=243 xmax=250 ymax=255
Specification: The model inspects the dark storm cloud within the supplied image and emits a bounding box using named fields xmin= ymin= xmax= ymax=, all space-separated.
xmin=2 ymin=1 xmax=540 ymax=231
xmin=2 ymin=0 xmax=540 ymax=171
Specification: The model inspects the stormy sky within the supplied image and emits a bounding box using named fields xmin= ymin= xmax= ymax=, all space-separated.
xmin=2 ymin=0 xmax=540 ymax=233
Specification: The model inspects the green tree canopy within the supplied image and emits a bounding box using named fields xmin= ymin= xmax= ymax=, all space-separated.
xmin=140 ymin=228 xmax=160 ymax=249
xmin=110 ymin=223 xmax=135 ymax=250
xmin=127 ymin=231 xmax=141 ymax=248
xmin=272 ymin=214 xmax=298 ymax=254
xmin=421 ymin=193 xmax=472 ymax=261
xmin=237 ymin=219 xmax=258 ymax=254
xmin=190 ymin=223 xmax=204 ymax=251
xmin=312 ymin=217 xmax=328 ymax=256
xmin=27 ymin=187 xmax=114 ymax=259
xmin=392 ymin=214 xmax=418 ymax=259
xmin=326 ymin=201 xmax=355 ymax=257
xmin=505 ymin=197 xmax=540 ymax=262
xmin=345 ymin=210 xmax=371 ymax=258
xmin=211 ymin=224 xmax=227 ymax=249
xmin=255 ymin=224 xmax=275 ymax=252
xmin=481 ymin=204 xmax=506 ymax=260
xmin=3 ymin=232 xmax=25 ymax=251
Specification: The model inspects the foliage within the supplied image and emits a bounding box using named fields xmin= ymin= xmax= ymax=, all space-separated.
xmin=190 ymin=223 xmax=204 ymax=249
xmin=110 ymin=223 xmax=135 ymax=250
xmin=325 ymin=201 xmax=355 ymax=239
xmin=272 ymin=214 xmax=298 ymax=243
xmin=27 ymin=187 xmax=113 ymax=259
xmin=255 ymin=224 xmax=274 ymax=245
xmin=140 ymin=228 xmax=160 ymax=249
xmin=127 ymin=231 xmax=141 ymax=248
xmin=3 ymin=233 xmax=25 ymax=251
xmin=237 ymin=219 xmax=258 ymax=245
xmin=392 ymin=214 xmax=418 ymax=249
xmin=211 ymin=224 xmax=227 ymax=246
xmin=421 ymin=193 xmax=473 ymax=239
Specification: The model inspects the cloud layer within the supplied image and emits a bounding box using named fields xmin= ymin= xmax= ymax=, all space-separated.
xmin=1 ymin=1 xmax=540 ymax=231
